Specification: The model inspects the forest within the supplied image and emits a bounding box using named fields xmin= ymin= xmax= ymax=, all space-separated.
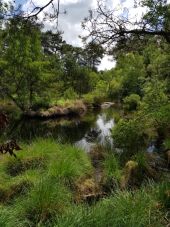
xmin=0 ymin=0 xmax=170 ymax=226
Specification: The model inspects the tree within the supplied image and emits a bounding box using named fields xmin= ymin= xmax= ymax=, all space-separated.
xmin=0 ymin=18 xmax=49 ymax=111
xmin=41 ymin=30 xmax=65 ymax=56
xmin=82 ymin=0 xmax=170 ymax=51
xmin=83 ymin=41 xmax=104 ymax=71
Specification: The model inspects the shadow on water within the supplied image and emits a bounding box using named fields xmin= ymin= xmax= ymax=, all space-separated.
xmin=3 ymin=108 xmax=117 ymax=151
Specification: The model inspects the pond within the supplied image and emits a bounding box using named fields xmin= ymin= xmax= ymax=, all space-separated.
xmin=3 ymin=107 xmax=119 ymax=152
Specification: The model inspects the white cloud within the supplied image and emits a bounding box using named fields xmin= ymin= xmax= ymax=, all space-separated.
xmin=22 ymin=0 xmax=169 ymax=70
xmin=98 ymin=55 xmax=116 ymax=71
xmin=22 ymin=0 xmax=116 ymax=69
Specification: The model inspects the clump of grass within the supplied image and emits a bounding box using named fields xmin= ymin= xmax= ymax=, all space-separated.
xmin=156 ymin=182 xmax=170 ymax=209
xmin=0 ymin=187 xmax=6 ymax=203
xmin=5 ymin=156 xmax=46 ymax=177
xmin=0 ymin=206 xmax=12 ymax=227
xmin=0 ymin=179 xmax=32 ymax=204
xmin=56 ymin=184 xmax=165 ymax=227
xmin=133 ymin=152 xmax=148 ymax=170
xmin=103 ymin=152 xmax=121 ymax=191
xmin=14 ymin=176 xmax=72 ymax=226
xmin=0 ymin=139 xmax=168 ymax=226
xmin=103 ymin=153 xmax=121 ymax=181
xmin=132 ymin=152 xmax=159 ymax=181
xmin=120 ymin=160 xmax=139 ymax=189
xmin=6 ymin=179 xmax=32 ymax=204
xmin=48 ymin=144 xmax=93 ymax=184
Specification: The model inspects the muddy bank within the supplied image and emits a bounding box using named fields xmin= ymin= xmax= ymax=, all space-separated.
xmin=23 ymin=101 xmax=116 ymax=119
xmin=23 ymin=101 xmax=87 ymax=119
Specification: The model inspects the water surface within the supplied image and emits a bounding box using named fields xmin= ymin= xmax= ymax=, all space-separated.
xmin=4 ymin=108 xmax=117 ymax=151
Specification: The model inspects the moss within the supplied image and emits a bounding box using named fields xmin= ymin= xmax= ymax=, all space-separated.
xmin=120 ymin=160 xmax=139 ymax=189
xmin=75 ymin=177 xmax=102 ymax=203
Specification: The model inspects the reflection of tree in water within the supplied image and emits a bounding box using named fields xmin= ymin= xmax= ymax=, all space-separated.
xmin=5 ymin=115 xmax=97 ymax=144
xmin=2 ymin=108 xmax=117 ymax=148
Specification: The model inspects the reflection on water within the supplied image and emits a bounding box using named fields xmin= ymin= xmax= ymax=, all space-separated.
xmin=76 ymin=113 xmax=114 ymax=152
xmin=3 ymin=108 xmax=117 ymax=152
xmin=96 ymin=114 xmax=114 ymax=145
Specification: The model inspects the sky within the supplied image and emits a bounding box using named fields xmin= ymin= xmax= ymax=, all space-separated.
xmin=13 ymin=0 xmax=117 ymax=70
xmin=14 ymin=0 xmax=170 ymax=70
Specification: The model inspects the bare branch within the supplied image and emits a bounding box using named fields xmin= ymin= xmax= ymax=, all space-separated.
xmin=25 ymin=0 xmax=54 ymax=19
xmin=82 ymin=0 xmax=170 ymax=50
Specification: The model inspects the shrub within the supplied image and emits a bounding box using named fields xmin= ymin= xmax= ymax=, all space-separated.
xmin=64 ymin=88 xmax=78 ymax=100
xmin=112 ymin=119 xmax=147 ymax=154
xmin=123 ymin=94 xmax=141 ymax=111
xmin=108 ymin=79 xmax=123 ymax=100
xmin=83 ymin=92 xmax=106 ymax=106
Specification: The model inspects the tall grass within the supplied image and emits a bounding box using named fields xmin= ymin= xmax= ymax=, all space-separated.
xmin=56 ymin=184 xmax=165 ymax=227
xmin=0 ymin=139 xmax=169 ymax=226
xmin=12 ymin=176 xmax=72 ymax=226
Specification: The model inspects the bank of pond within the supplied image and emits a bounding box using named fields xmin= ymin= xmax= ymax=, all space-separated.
xmin=0 ymin=103 xmax=170 ymax=226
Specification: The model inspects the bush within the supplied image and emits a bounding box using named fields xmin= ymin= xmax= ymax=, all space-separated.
xmin=123 ymin=94 xmax=141 ymax=111
xmin=112 ymin=119 xmax=147 ymax=154
xmin=83 ymin=92 xmax=106 ymax=106
xmin=31 ymin=99 xmax=50 ymax=111
xmin=64 ymin=88 xmax=78 ymax=100
xmin=108 ymin=79 xmax=123 ymax=100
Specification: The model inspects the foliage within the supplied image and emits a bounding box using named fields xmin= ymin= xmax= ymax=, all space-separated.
xmin=112 ymin=118 xmax=148 ymax=153
xmin=142 ymin=79 xmax=168 ymax=113
xmin=63 ymin=88 xmax=78 ymax=100
xmin=123 ymin=94 xmax=141 ymax=111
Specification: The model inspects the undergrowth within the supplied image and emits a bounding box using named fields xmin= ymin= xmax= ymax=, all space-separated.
xmin=0 ymin=139 xmax=169 ymax=226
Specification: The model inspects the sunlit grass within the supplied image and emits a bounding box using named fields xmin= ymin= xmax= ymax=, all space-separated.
xmin=0 ymin=139 xmax=169 ymax=226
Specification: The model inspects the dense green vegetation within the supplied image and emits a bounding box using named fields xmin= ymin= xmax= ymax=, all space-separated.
xmin=0 ymin=0 xmax=170 ymax=226
xmin=0 ymin=140 xmax=169 ymax=226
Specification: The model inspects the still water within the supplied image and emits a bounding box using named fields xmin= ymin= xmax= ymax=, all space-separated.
xmin=4 ymin=108 xmax=117 ymax=152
